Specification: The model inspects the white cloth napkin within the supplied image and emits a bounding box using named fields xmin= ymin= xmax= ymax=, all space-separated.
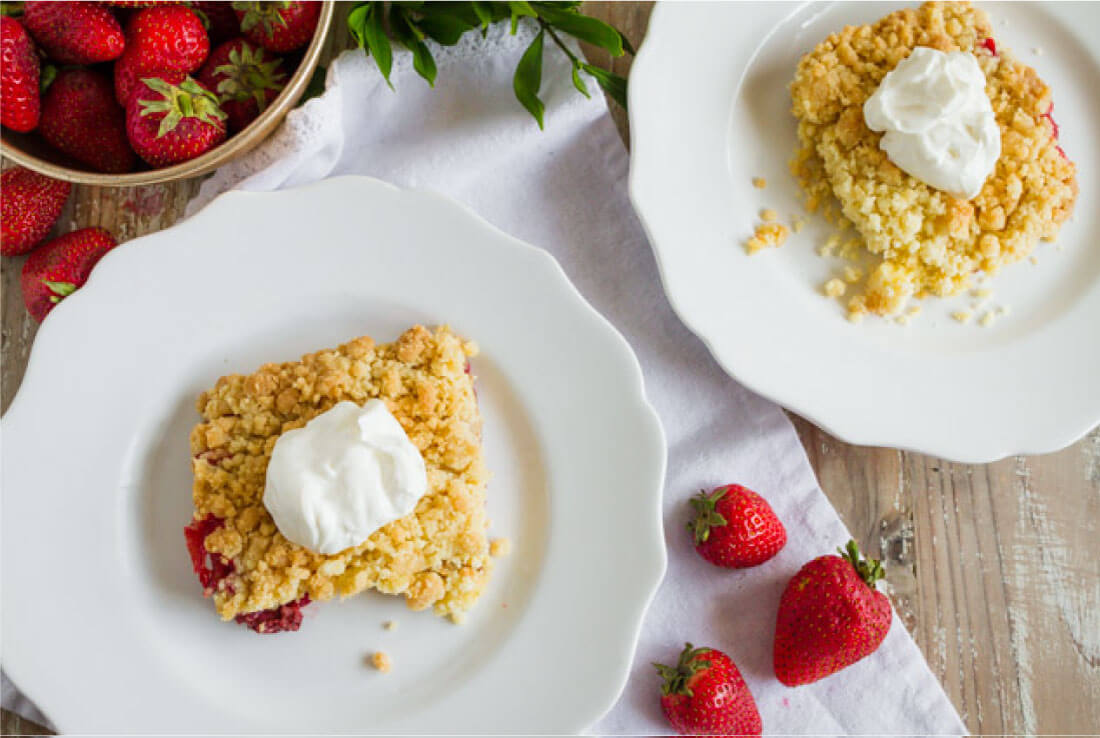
xmin=2 ymin=20 xmax=966 ymax=735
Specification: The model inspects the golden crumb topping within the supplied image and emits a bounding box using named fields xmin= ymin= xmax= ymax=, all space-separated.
xmin=789 ymin=1 xmax=1076 ymax=316
xmin=189 ymin=325 xmax=491 ymax=622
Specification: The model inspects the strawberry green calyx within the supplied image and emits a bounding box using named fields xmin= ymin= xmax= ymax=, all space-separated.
xmin=838 ymin=539 xmax=886 ymax=588
xmin=234 ymin=1 xmax=291 ymax=37
xmin=215 ymin=45 xmax=286 ymax=110
xmin=138 ymin=77 xmax=227 ymax=138
xmin=42 ymin=280 xmax=75 ymax=304
xmin=687 ymin=487 xmax=728 ymax=544
xmin=653 ymin=642 xmax=711 ymax=697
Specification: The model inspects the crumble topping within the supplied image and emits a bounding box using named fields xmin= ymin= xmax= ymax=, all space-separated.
xmin=371 ymin=651 xmax=392 ymax=673
xmin=746 ymin=221 xmax=791 ymax=254
xmin=789 ymin=1 xmax=1077 ymax=318
xmin=188 ymin=325 xmax=491 ymax=625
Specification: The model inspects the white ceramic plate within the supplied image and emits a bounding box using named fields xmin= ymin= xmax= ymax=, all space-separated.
xmin=0 ymin=176 xmax=666 ymax=733
xmin=629 ymin=2 xmax=1100 ymax=462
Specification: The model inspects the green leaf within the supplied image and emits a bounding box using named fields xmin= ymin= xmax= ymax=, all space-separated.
xmin=580 ymin=63 xmax=627 ymax=109
xmin=570 ymin=61 xmax=589 ymax=98
xmin=470 ymin=0 xmax=493 ymax=29
xmin=508 ymin=0 xmax=536 ymax=34
xmin=535 ymin=5 xmax=623 ymax=56
xmin=348 ymin=2 xmax=394 ymax=89
xmin=390 ymin=7 xmax=438 ymax=87
xmin=416 ymin=12 xmax=473 ymax=46
xmin=512 ymin=28 xmax=545 ymax=128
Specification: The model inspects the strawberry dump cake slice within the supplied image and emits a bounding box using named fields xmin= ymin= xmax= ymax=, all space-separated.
xmin=789 ymin=1 xmax=1077 ymax=318
xmin=185 ymin=325 xmax=491 ymax=633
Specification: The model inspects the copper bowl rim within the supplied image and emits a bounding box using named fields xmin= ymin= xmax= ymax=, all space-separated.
xmin=0 ymin=1 xmax=335 ymax=187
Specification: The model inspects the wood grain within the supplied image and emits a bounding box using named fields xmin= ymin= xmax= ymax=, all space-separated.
xmin=3 ymin=3 xmax=1098 ymax=735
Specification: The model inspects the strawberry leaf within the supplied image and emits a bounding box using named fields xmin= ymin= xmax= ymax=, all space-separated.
xmin=43 ymin=280 xmax=76 ymax=298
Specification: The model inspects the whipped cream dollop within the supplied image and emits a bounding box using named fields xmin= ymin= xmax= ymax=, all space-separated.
xmin=263 ymin=400 xmax=428 ymax=555
xmin=863 ymin=46 xmax=1000 ymax=199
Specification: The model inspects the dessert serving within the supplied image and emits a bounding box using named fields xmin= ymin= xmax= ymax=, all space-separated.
xmin=787 ymin=1 xmax=1077 ymax=319
xmin=185 ymin=324 xmax=493 ymax=633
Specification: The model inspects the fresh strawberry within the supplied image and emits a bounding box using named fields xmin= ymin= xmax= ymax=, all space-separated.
xmin=39 ymin=68 xmax=136 ymax=174
xmin=198 ymin=38 xmax=285 ymax=132
xmin=689 ymin=484 xmax=786 ymax=568
xmin=234 ymin=1 xmax=320 ymax=53
xmin=655 ymin=643 xmax=762 ymax=736
xmin=774 ymin=540 xmax=892 ymax=686
xmin=114 ymin=5 xmax=209 ymax=104
xmin=22 ymin=2 xmax=125 ymax=65
xmin=190 ymin=1 xmax=241 ymax=46
xmin=1 ymin=167 xmax=71 ymax=256
xmin=21 ymin=227 xmax=118 ymax=322
xmin=0 ymin=16 xmax=40 ymax=132
xmin=101 ymin=1 xmax=172 ymax=6
xmin=126 ymin=73 xmax=227 ymax=166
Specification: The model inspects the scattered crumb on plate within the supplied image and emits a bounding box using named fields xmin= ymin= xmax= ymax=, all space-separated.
xmin=383 ymin=620 xmax=398 ymax=631
xmin=370 ymin=651 xmax=392 ymax=673
xmin=490 ymin=538 xmax=511 ymax=557
xmin=761 ymin=208 xmax=778 ymax=222
xmin=952 ymin=310 xmax=973 ymax=324
xmin=823 ymin=278 xmax=847 ymax=298
xmin=745 ymin=222 xmax=789 ymax=254
xmin=752 ymin=176 xmax=767 ymax=189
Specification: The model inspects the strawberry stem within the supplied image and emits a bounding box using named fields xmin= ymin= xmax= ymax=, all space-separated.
xmin=838 ymin=539 xmax=885 ymax=588
xmin=653 ymin=642 xmax=711 ymax=697
xmin=687 ymin=487 xmax=728 ymax=545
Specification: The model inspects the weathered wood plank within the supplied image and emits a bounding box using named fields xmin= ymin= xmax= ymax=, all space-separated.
xmin=3 ymin=4 xmax=1098 ymax=736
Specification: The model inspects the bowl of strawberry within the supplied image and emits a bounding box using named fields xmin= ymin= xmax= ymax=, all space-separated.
xmin=0 ymin=1 xmax=333 ymax=185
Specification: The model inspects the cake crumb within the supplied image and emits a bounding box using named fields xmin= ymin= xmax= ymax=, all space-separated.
xmin=972 ymin=288 xmax=993 ymax=299
xmin=1030 ymin=255 xmax=1040 ymax=265
xmin=979 ymin=311 xmax=996 ymax=327
xmin=996 ymin=304 xmax=1011 ymax=317
xmin=383 ymin=620 xmax=398 ymax=631
xmin=490 ymin=537 xmax=511 ymax=557
xmin=817 ymin=233 xmax=841 ymax=257
xmin=907 ymin=304 xmax=922 ymax=317
xmin=823 ymin=278 xmax=847 ymax=298
xmin=842 ymin=265 xmax=863 ymax=283
xmin=1032 ymin=46 xmax=1044 ymax=56
xmin=745 ymin=222 xmax=789 ymax=254
xmin=370 ymin=651 xmax=392 ymax=673
xmin=791 ymin=215 xmax=805 ymax=233
xmin=895 ymin=314 xmax=911 ymax=326
xmin=952 ymin=310 xmax=973 ymax=324
xmin=761 ymin=208 xmax=779 ymax=222
xmin=752 ymin=176 xmax=767 ymax=189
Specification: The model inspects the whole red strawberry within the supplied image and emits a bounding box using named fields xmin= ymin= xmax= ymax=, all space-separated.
xmin=114 ymin=5 xmax=209 ymax=104
xmin=774 ymin=540 xmax=892 ymax=686
xmin=689 ymin=484 xmax=786 ymax=568
xmin=198 ymin=39 xmax=286 ymax=132
xmin=1 ymin=167 xmax=71 ymax=256
xmin=22 ymin=2 xmax=125 ymax=65
xmin=40 ymin=68 xmax=136 ymax=174
xmin=234 ymin=1 xmax=320 ymax=53
xmin=1 ymin=16 xmax=40 ymax=132
xmin=190 ymin=1 xmax=241 ymax=46
xmin=21 ymin=227 xmax=118 ymax=322
xmin=126 ymin=73 xmax=227 ymax=166
xmin=655 ymin=643 xmax=762 ymax=736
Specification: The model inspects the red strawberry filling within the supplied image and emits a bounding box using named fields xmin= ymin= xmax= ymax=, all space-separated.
xmin=233 ymin=595 xmax=311 ymax=633
xmin=183 ymin=513 xmax=236 ymax=595
xmin=183 ymin=513 xmax=311 ymax=633
xmin=979 ymin=37 xmax=1066 ymax=159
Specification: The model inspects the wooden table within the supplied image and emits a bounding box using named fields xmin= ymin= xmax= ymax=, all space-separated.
xmin=2 ymin=4 xmax=1097 ymax=735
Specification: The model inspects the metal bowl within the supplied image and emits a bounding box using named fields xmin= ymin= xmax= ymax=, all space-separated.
xmin=0 ymin=1 xmax=335 ymax=186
